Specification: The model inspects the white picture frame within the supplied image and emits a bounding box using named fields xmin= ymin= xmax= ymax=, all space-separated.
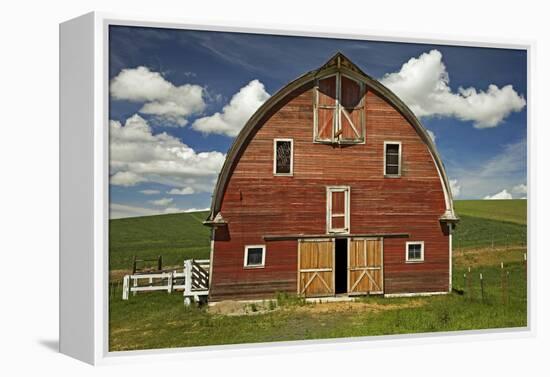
xmin=59 ymin=11 xmax=534 ymax=365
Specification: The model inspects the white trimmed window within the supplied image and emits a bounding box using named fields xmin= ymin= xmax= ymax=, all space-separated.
xmin=244 ymin=245 xmax=266 ymax=268
xmin=273 ymin=138 xmax=293 ymax=176
xmin=314 ymin=73 xmax=365 ymax=144
xmin=326 ymin=186 xmax=350 ymax=234
xmin=384 ymin=141 xmax=402 ymax=177
xmin=406 ymin=241 xmax=424 ymax=263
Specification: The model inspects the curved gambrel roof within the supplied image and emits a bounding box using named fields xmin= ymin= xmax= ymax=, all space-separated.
xmin=206 ymin=52 xmax=458 ymax=224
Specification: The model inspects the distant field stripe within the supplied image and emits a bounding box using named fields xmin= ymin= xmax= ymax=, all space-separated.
xmin=455 ymin=199 xmax=526 ymax=225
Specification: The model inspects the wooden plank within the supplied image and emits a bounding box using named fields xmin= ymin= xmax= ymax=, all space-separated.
xmin=210 ymin=81 xmax=451 ymax=300
xmin=348 ymin=238 xmax=384 ymax=295
xmin=263 ymin=233 xmax=409 ymax=241
xmin=298 ymin=239 xmax=335 ymax=297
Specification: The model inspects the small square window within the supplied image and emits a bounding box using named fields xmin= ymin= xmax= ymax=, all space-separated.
xmin=244 ymin=245 xmax=266 ymax=268
xmin=406 ymin=241 xmax=424 ymax=263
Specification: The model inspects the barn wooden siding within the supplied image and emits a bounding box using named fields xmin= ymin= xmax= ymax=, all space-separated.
xmin=209 ymin=82 xmax=449 ymax=301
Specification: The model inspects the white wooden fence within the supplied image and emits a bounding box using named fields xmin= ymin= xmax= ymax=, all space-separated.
xmin=122 ymin=259 xmax=210 ymax=304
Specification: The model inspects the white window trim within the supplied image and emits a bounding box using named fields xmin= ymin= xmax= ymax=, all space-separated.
xmin=273 ymin=138 xmax=294 ymax=176
xmin=326 ymin=186 xmax=350 ymax=234
xmin=405 ymin=241 xmax=424 ymax=263
xmin=383 ymin=141 xmax=402 ymax=177
xmin=244 ymin=245 xmax=266 ymax=269
xmin=313 ymin=73 xmax=365 ymax=144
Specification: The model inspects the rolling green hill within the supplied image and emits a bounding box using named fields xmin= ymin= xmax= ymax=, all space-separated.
xmin=109 ymin=211 xmax=210 ymax=271
xmin=454 ymin=199 xmax=527 ymax=225
xmin=453 ymin=200 xmax=527 ymax=250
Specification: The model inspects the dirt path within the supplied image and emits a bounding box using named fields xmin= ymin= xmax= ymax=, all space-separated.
xmin=208 ymin=298 xmax=426 ymax=317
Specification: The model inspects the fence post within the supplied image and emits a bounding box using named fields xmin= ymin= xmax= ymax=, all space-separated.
xmin=167 ymin=272 xmax=173 ymax=294
xmin=132 ymin=276 xmax=137 ymax=296
xmin=184 ymin=259 xmax=193 ymax=306
xmin=122 ymin=275 xmax=130 ymax=300
xmin=463 ymin=273 xmax=466 ymax=295
xmin=506 ymin=271 xmax=510 ymax=305
xmin=500 ymin=262 xmax=505 ymax=305
xmin=468 ymin=267 xmax=472 ymax=301
xmin=480 ymin=273 xmax=484 ymax=303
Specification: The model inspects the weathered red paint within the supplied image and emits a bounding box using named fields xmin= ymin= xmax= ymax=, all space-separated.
xmin=207 ymin=56 xmax=453 ymax=301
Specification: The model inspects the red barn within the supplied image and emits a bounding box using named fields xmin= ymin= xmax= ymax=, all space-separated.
xmin=204 ymin=53 xmax=459 ymax=301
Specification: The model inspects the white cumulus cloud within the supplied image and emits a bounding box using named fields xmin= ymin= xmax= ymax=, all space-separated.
xmin=484 ymin=189 xmax=513 ymax=200
xmin=182 ymin=207 xmax=210 ymax=213
xmin=426 ymin=129 xmax=436 ymax=143
xmin=192 ymin=80 xmax=270 ymax=136
xmin=512 ymin=183 xmax=527 ymax=194
xmin=450 ymin=179 xmax=461 ymax=198
xmin=110 ymin=171 xmax=147 ymax=187
xmin=381 ymin=50 xmax=526 ymax=128
xmin=110 ymin=66 xmax=206 ymax=126
xmin=149 ymin=197 xmax=174 ymax=206
xmin=139 ymin=189 xmax=160 ymax=195
xmin=109 ymin=114 xmax=225 ymax=193
xmin=168 ymin=187 xmax=195 ymax=195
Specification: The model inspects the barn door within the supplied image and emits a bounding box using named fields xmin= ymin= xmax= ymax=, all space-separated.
xmin=316 ymin=75 xmax=337 ymax=142
xmin=339 ymin=75 xmax=364 ymax=142
xmin=348 ymin=238 xmax=384 ymax=295
xmin=298 ymin=239 xmax=335 ymax=297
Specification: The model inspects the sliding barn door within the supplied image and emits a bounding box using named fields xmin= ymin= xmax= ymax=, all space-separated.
xmin=298 ymin=239 xmax=335 ymax=297
xmin=348 ymin=238 xmax=384 ymax=295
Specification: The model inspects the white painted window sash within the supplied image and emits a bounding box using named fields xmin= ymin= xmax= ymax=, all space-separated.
xmin=383 ymin=141 xmax=402 ymax=177
xmin=273 ymin=138 xmax=294 ymax=176
xmin=326 ymin=186 xmax=350 ymax=234
xmin=405 ymin=241 xmax=425 ymax=263
xmin=243 ymin=245 xmax=266 ymax=268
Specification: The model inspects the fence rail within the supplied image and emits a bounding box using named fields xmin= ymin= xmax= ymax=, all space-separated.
xmin=454 ymin=254 xmax=527 ymax=305
xmin=121 ymin=258 xmax=210 ymax=304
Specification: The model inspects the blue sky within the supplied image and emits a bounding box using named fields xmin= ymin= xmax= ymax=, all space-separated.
xmin=108 ymin=26 xmax=527 ymax=219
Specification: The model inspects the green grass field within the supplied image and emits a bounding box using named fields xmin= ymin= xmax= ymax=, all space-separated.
xmin=454 ymin=199 xmax=527 ymax=225
xmin=108 ymin=200 xmax=528 ymax=351
xmin=453 ymin=200 xmax=527 ymax=250
xmin=109 ymin=211 xmax=210 ymax=272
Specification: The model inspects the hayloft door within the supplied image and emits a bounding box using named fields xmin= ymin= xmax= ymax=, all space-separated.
xmin=298 ymin=239 xmax=335 ymax=297
xmin=348 ymin=238 xmax=384 ymax=295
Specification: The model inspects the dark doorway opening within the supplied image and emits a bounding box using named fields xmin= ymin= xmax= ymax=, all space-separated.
xmin=335 ymin=238 xmax=348 ymax=294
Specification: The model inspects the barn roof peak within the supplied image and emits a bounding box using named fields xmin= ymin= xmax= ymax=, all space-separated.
xmin=318 ymin=52 xmax=365 ymax=75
